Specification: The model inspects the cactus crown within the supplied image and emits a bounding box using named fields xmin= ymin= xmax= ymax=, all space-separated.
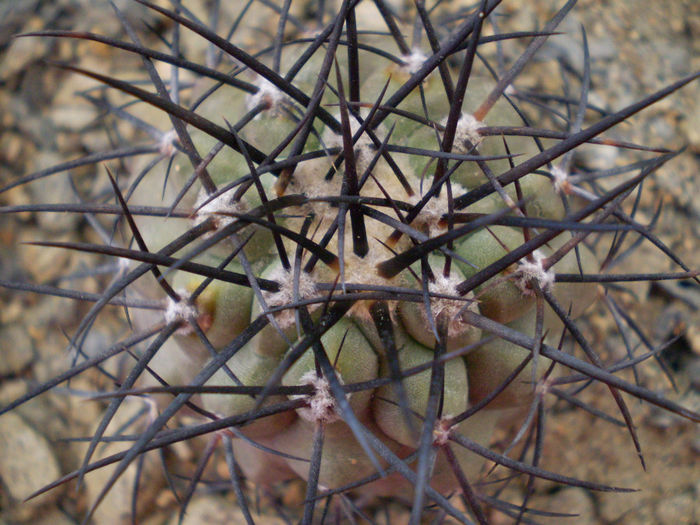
xmin=1 ymin=0 xmax=699 ymax=523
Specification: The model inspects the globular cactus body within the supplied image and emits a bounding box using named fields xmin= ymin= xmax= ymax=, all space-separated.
xmin=1 ymin=1 xmax=699 ymax=523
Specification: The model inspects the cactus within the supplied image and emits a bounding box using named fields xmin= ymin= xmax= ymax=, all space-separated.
xmin=1 ymin=0 xmax=698 ymax=523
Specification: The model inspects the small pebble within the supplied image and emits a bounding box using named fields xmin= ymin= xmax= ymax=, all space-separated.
xmin=0 ymin=324 xmax=34 ymax=377
xmin=0 ymin=411 xmax=61 ymax=506
xmin=172 ymin=495 xmax=286 ymax=525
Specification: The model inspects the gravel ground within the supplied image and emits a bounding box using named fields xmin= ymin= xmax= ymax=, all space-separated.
xmin=0 ymin=1 xmax=698 ymax=523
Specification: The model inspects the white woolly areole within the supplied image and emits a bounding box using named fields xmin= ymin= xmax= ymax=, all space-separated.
xmin=430 ymin=273 xmax=466 ymax=317
xmin=516 ymin=249 xmax=555 ymax=294
xmin=296 ymin=371 xmax=342 ymax=423
xmin=246 ymin=77 xmax=287 ymax=117
xmin=262 ymin=267 xmax=318 ymax=329
xmin=446 ymin=112 xmax=485 ymax=150
xmin=551 ymin=165 xmax=570 ymax=194
xmin=164 ymin=293 xmax=198 ymax=334
xmin=426 ymin=272 xmax=478 ymax=334
xmin=401 ymin=49 xmax=428 ymax=74
xmin=432 ymin=418 xmax=454 ymax=446
xmin=193 ymin=187 xmax=246 ymax=231
xmin=159 ymin=130 xmax=178 ymax=157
